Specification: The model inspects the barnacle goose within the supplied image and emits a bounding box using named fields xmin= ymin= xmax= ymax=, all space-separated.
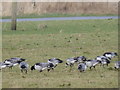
xmin=19 ymin=62 xmax=29 ymax=73
xmin=78 ymin=63 xmax=87 ymax=72
xmin=3 ymin=57 xmax=26 ymax=69
xmin=31 ymin=62 xmax=54 ymax=72
xmin=85 ymin=59 xmax=101 ymax=69
xmin=100 ymin=59 xmax=110 ymax=67
xmin=95 ymin=56 xmax=110 ymax=67
xmin=48 ymin=58 xmax=63 ymax=68
xmin=3 ymin=60 xmax=19 ymax=69
xmin=65 ymin=57 xmax=77 ymax=67
xmin=103 ymin=52 xmax=118 ymax=59
xmin=96 ymin=56 xmax=111 ymax=61
xmin=74 ymin=56 xmax=87 ymax=63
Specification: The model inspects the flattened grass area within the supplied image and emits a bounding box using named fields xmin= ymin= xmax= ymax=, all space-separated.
xmin=2 ymin=19 xmax=118 ymax=88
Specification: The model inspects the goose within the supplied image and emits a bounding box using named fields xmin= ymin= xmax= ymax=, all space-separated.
xmin=114 ymin=61 xmax=120 ymax=69
xmin=65 ymin=57 xmax=77 ymax=67
xmin=78 ymin=63 xmax=87 ymax=72
xmin=3 ymin=60 xmax=21 ymax=69
xmin=95 ymin=56 xmax=111 ymax=61
xmin=103 ymin=52 xmax=118 ymax=59
xmin=95 ymin=56 xmax=110 ymax=67
xmin=19 ymin=62 xmax=29 ymax=73
xmin=48 ymin=58 xmax=63 ymax=68
xmin=85 ymin=59 xmax=101 ymax=69
xmin=74 ymin=56 xmax=87 ymax=63
xmin=3 ymin=57 xmax=26 ymax=69
xmin=31 ymin=62 xmax=54 ymax=72
xmin=4 ymin=57 xmax=26 ymax=64
xmin=100 ymin=59 xmax=110 ymax=67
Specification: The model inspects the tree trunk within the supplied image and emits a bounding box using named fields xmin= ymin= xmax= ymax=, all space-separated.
xmin=11 ymin=2 xmax=17 ymax=30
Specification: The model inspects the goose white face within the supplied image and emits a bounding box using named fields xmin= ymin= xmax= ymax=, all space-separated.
xmin=4 ymin=61 xmax=12 ymax=64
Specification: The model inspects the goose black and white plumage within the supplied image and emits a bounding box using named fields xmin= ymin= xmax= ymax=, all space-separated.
xmin=103 ymin=52 xmax=118 ymax=59
xmin=100 ymin=59 xmax=110 ymax=67
xmin=48 ymin=58 xmax=63 ymax=68
xmin=31 ymin=62 xmax=54 ymax=72
xmin=74 ymin=56 xmax=87 ymax=63
xmin=9 ymin=57 xmax=26 ymax=61
xmin=114 ymin=61 xmax=120 ymax=69
xmin=65 ymin=57 xmax=77 ymax=67
xmin=95 ymin=56 xmax=110 ymax=67
xmin=85 ymin=59 xmax=101 ymax=69
xmin=3 ymin=60 xmax=19 ymax=69
xmin=78 ymin=63 xmax=87 ymax=72
xmin=95 ymin=56 xmax=111 ymax=61
xmin=19 ymin=62 xmax=29 ymax=73
xmin=4 ymin=57 xmax=26 ymax=63
xmin=3 ymin=57 xmax=26 ymax=69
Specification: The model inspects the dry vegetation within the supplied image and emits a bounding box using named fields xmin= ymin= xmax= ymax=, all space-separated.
xmin=1 ymin=2 xmax=118 ymax=17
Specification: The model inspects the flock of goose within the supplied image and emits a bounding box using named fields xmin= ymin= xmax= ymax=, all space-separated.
xmin=0 ymin=52 xmax=119 ymax=73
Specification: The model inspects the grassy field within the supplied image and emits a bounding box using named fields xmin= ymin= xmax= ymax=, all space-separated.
xmin=2 ymin=19 xmax=118 ymax=88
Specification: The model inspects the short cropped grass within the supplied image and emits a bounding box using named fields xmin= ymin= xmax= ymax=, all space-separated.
xmin=2 ymin=19 xmax=118 ymax=88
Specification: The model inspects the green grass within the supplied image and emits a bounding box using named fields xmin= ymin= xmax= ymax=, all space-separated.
xmin=1 ymin=13 xmax=117 ymax=19
xmin=2 ymin=19 xmax=118 ymax=88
